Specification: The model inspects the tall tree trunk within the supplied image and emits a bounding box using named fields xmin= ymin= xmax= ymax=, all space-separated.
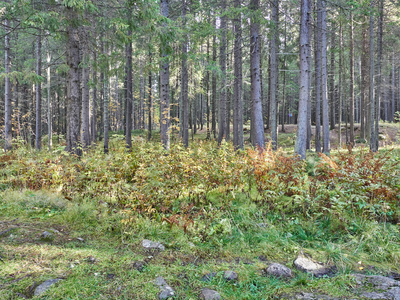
xmin=270 ymin=0 xmax=279 ymax=150
xmin=212 ymin=16 xmax=217 ymax=139
xmin=218 ymin=0 xmax=227 ymax=144
xmin=295 ymin=0 xmax=311 ymax=159
xmin=46 ymin=37 xmax=52 ymax=151
xmin=81 ymin=29 xmax=90 ymax=150
xmin=250 ymin=0 xmax=265 ymax=149
xmin=36 ymin=33 xmax=42 ymax=151
xmin=329 ymin=23 xmax=336 ymax=131
xmin=361 ymin=18 xmax=368 ymax=141
xmin=4 ymin=16 xmax=12 ymax=151
xmin=160 ymin=0 xmax=170 ymax=150
xmin=349 ymin=12 xmax=355 ymax=145
xmin=148 ymin=53 xmax=152 ymax=141
xmin=103 ymin=66 xmax=109 ymax=154
xmin=306 ymin=1 xmax=312 ymax=150
xmin=233 ymin=0 xmax=243 ymax=149
xmin=91 ymin=50 xmax=97 ymax=143
xmin=374 ymin=0 xmax=384 ymax=151
xmin=315 ymin=3 xmax=322 ymax=153
xmin=392 ymin=51 xmax=395 ymax=122
xmin=182 ymin=0 xmax=189 ymax=147
xmin=320 ymin=0 xmax=330 ymax=153
xmin=269 ymin=0 xmax=279 ymax=150
xmin=126 ymin=31 xmax=133 ymax=150
xmin=369 ymin=0 xmax=376 ymax=151
xmin=66 ymin=7 xmax=81 ymax=155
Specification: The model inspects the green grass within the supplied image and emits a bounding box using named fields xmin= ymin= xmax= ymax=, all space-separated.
xmin=1 ymin=189 xmax=400 ymax=299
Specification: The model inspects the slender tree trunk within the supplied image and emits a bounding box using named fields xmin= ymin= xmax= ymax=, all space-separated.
xmin=306 ymin=2 xmax=312 ymax=150
xmin=349 ymin=12 xmax=355 ymax=145
xmin=270 ymin=0 xmax=279 ymax=150
xmin=218 ymin=0 xmax=227 ymax=144
xmin=361 ymin=18 xmax=368 ymax=141
xmin=369 ymin=0 xmax=376 ymax=151
xmin=233 ymin=0 xmax=243 ymax=149
xmin=182 ymin=0 xmax=189 ymax=147
xmin=329 ymin=23 xmax=336 ymax=131
xmin=103 ymin=65 xmax=109 ymax=154
xmin=338 ymin=20 xmax=343 ymax=147
xmin=148 ymin=54 xmax=152 ymax=141
xmin=295 ymin=0 xmax=311 ymax=159
xmin=392 ymin=51 xmax=395 ymax=122
xmin=250 ymin=0 xmax=265 ymax=149
xmin=126 ymin=31 xmax=133 ymax=150
xmin=160 ymin=0 xmax=170 ymax=150
xmin=81 ymin=29 xmax=90 ymax=150
xmin=46 ymin=37 xmax=52 ymax=151
xmin=4 ymin=16 xmax=12 ymax=151
xmin=212 ymin=16 xmax=217 ymax=139
xmin=91 ymin=50 xmax=97 ymax=143
xmin=36 ymin=33 xmax=42 ymax=151
xmin=206 ymin=36 xmax=211 ymax=140
xmin=315 ymin=3 xmax=322 ymax=153
xmin=374 ymin=0 xmax=384 ymax=151
xmin=320 ymin=0 xmax=330 ymax=153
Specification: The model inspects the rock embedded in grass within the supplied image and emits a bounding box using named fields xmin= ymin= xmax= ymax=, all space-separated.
xmin=223 ymin=270 xmax=238 ymax=281
xmin=154 ymin=276 xmax=175 ymax=299
xmin=200 ymin=288 xmax=221 ymax=300
xmin=353 ymin=274 xmax=400 ymax=299
xmin=132 ymin=260 xmax=146 ymax=272
xmin=142 ymin=239 xmax=165 ymax=251
xmin=266 ymin=263 xmax=292 ymax=278
xmin=34 ymin=279 xmax=62 ymax=296
xmin=293 ymin=255 xmax=334 ymax=277
xmin=201 ymin=272 xmax=217 ymax=282
xmin=40 ymin=231 xmax=53 ymax=241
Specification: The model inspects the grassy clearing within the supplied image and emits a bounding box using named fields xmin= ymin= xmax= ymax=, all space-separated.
xmin=1 ymin=129 xmax=400 ymax=299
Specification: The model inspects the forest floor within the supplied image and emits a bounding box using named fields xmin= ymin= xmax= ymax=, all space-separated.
xmin=1 ymin=124 xmax=400 ymax=299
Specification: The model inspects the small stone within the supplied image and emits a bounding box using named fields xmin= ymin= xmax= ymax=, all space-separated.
xmin=257 ymin=223 xmax=267 ymax=228
xmin=133 ymin=261 xmax=146 ymax=272
xmin=200 ymin=288 xmax=221 ymax=300
xmin=154 ymin=277 xmax=174 ymax=299
xmin=293 ymin=255 xmax=333 ymax=277
xmin=34 ymin=279 xmax=62 ymax=296
xmin=142 ymin=239 xmax=165 ymax=251
xmin=224 ymin=270 xmax=238 ymax=281
xmin=40 ymin=231 xmax=52 ymax=240
xmin=107 ymin=273 xmax=115 ymax=279
xmin=266 ymin=263 xmax=293 ymax=278
xmin=86 ymin=256 xmax=97 ymax=263
xmin=76 ymin=237 xmax=84 ymax=242
xmin=201 ymin=272 xmax=217 ymax=282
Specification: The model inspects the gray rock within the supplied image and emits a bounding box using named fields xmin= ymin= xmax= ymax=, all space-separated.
xmin=293 ymin=255 xmax=332 ymax=277
xmin=353 ymin=274 xmax=400 ymax=300
xmin=143 ymin=239 xmax=165 ymax=251
xmin=133 ymin=261 xmax=146 ymax=272
xmin=201 ymin=272 xmax=217 ymax=282
xmin=359 ymin=292 xmax=389 ymax=299
xmin=266 ymin=263 xmax=292 ymax=278
xmin=40 ymin=231 xmax=52 ymax=240
xmin=154 ymin=277 xmax=174 ymax=299
xmin=34 ymin=279 xmax=62 ymax=296
xmin=223 ymin=270 xmax=238 ymax=281
xmin=291 ymin=293 xmax=338 ymax=300
xmin=200 ymin=288 xmax=221 ymax=300
xmin=76 ymin=237 xmax=84 ymax=242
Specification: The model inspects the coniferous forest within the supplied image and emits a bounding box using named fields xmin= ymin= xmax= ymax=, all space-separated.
xmin=2 ymin=0 xmax=400 ymax=299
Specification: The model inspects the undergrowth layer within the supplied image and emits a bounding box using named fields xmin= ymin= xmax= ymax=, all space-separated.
xmin=1 ymin=133 xmax=400 ymax=299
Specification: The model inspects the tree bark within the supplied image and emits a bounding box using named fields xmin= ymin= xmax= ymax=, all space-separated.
xmin=4 ymin=16 xmax=12 ymax=151
xmin=218 ymin=0 xmax=227 ymax=144
xmin=295 ymin=0 xmax=311 ymax=159
xmin=349 ymin=12 xmax=355 ymax=146
xmin=320 ymin=0 xmax=330 ymax=153
xmin=314 ymin=2 xmax=322 ymax=153
xmin=182 ymin=0 xmax=189 ymax=147
xmin=36 ymin=33 xmax=42 ymax=151
xmin=81 ymin=28 xmax=90 ymax=150
xmin=126 ymin=30 xmax=133 ymax=150
xmin=233 ymin=0 xmax=243 ymax=149
xmin=91 ymin=49 xmax=97 ymax=143
xmin=369 ymin=0 xmax=376 ymax=151
xmin=46 ymin=36 xmax=52 ymax=151
xmin=250 ymin=0 xmax=265 ymax=149
xmin=270 ymin=0 xmax=279 ymax=150
xmin=160 ymin=0 xmax=170 ymax=150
